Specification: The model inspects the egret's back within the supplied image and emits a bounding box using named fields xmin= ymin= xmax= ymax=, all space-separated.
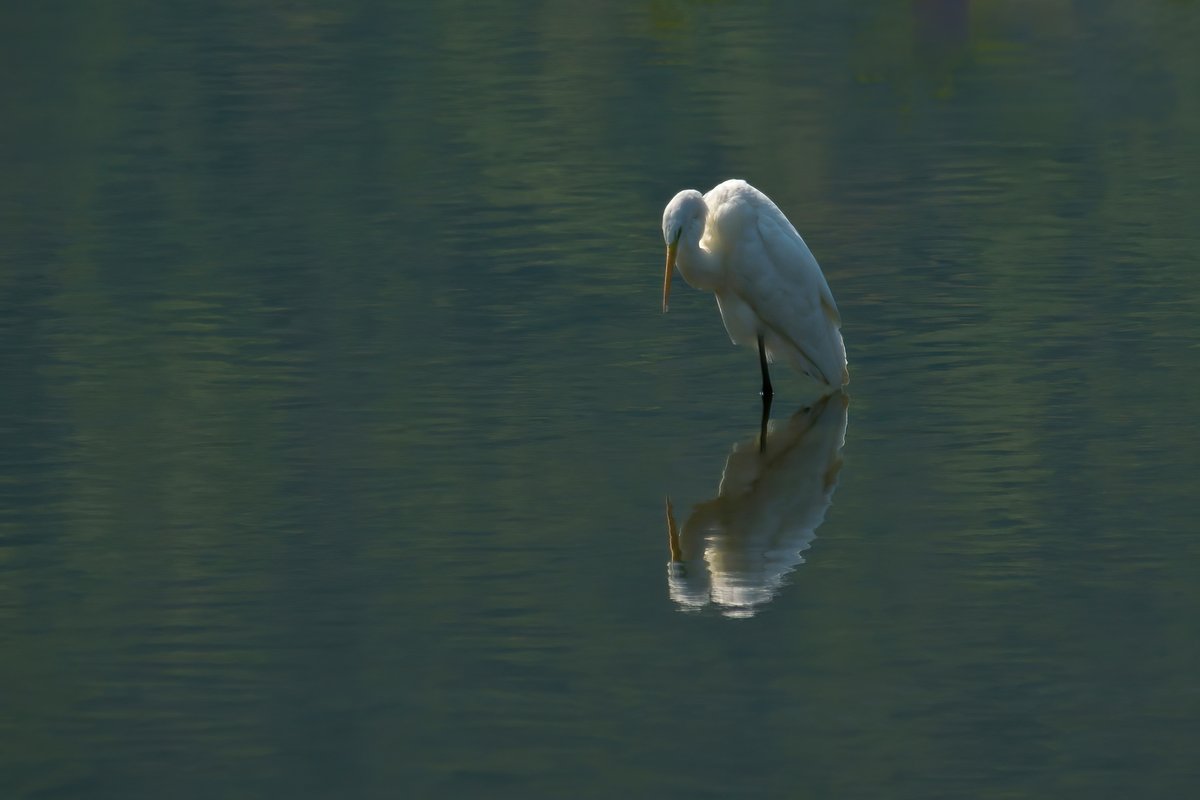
xmin=702 ymin=180 xmax=848 ymax=388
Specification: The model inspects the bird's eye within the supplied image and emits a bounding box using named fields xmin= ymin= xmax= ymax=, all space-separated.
xmin=673 ymin=228 xmax=682 ymax=244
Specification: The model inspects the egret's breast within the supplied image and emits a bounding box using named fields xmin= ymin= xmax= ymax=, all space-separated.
xmin=713 ymin=291 xmax=761 ymax=349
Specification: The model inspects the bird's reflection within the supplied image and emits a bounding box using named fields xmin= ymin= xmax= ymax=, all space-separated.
xmin=666 ymin=392 xmax=849 ymax=618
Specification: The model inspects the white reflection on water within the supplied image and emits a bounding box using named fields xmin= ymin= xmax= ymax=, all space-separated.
xmin=666 ymin=392 xmax=848 ymax=618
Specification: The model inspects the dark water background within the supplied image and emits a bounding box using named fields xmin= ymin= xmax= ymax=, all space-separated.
xmin=3 ymin=2 xmax=1199 ymax=797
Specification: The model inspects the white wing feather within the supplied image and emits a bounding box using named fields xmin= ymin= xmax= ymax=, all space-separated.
xmin=713 ymin=187 xmax=845 ymax=385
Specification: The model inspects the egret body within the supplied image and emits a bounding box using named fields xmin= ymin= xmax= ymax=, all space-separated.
xmin=661 ymin=179 xmax=848 ymax=396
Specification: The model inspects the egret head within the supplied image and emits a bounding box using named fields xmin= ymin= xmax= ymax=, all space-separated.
xmin=661 ymin=190 xmax=707 ymax=313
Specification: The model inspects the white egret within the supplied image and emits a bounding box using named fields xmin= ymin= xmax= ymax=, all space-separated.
xmin=661 ymin=179 xmax=848 ymax=396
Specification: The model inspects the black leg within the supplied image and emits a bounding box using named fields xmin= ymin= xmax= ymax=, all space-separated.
xmin=757 ymin=334 xmax=773 ymax=399
xmin=758 ymin=390 xmax=772 ymax=454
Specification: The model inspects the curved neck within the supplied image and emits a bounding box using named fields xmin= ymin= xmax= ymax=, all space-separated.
xmin=676 ymin=226 xmax=722 ymax=291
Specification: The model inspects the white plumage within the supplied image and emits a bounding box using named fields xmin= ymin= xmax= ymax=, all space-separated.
xmin=661 ymin=179 xmax=848 ymax=393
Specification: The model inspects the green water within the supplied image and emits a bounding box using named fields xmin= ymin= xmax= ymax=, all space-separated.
xmin=3 ymin=2 xmax=1199 ymax=797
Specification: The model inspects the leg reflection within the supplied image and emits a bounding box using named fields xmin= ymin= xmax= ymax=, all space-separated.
xmin=758 ymin=392 xmax=773 ymax=454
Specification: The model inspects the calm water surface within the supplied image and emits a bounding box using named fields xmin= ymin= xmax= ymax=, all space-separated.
xmin=3 ymin=2 xmax=1200 ymax=797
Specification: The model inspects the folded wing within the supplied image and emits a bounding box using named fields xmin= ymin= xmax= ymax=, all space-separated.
xmin=725 ymin=207 xmax=847 ymax=386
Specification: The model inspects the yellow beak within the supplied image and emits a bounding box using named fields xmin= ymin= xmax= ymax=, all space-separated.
xmin=662 ymin=241 xmax=678 ymax=313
